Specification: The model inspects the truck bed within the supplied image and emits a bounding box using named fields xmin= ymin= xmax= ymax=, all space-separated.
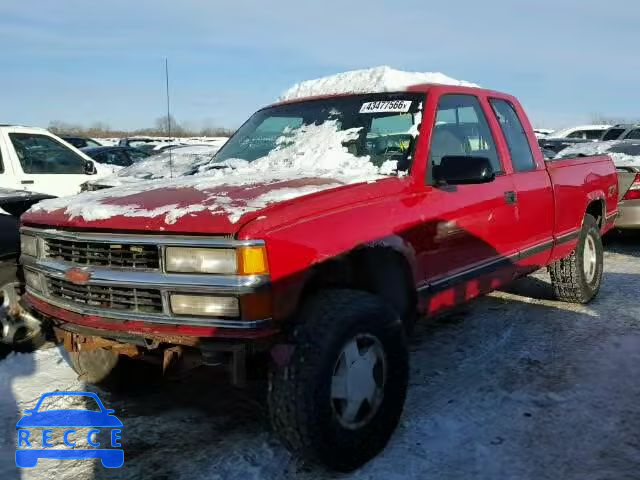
xmin=545 ymin=154 xmax=618 ymax=251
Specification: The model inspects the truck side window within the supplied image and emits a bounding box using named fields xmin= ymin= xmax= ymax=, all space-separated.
xmin=0 ymin=146 xmax=4 ymax=173
xmin=429 ymin=94 xmax=501 ymax=175
xmin=490 ymin=99 xmax=536 ymax=172
xmin=8 ymin=133 xmax=87 ymax=174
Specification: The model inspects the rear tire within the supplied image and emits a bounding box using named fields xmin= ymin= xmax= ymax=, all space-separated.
xmin=268 ymin=289 xmax=408 ymax=472
xmin=548 ymin=214 xmax=603 ymax=303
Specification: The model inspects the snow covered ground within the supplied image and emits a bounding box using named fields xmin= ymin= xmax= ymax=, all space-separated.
xmin=0 ymin=235 xmax=638 ymax=480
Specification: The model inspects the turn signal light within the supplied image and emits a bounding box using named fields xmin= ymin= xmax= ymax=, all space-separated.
xmin=237 ymin=246 xmax=269 ymax=275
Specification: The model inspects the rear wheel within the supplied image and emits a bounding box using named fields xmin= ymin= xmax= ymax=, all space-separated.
xmin=548 ymin=214 xmax=603 ymax=303
xmin=268 ymin=289 xmax=408 ymax=471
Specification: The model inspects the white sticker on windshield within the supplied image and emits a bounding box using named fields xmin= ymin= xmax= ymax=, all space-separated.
xmin=359 ymin=100 xmax=412 ymax=113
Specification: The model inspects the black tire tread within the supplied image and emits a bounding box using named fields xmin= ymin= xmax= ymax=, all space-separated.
xmin=268 ymin=289 xmax=408 ymax=471
xmin=548 ymin=214 xmax=603 ymax=304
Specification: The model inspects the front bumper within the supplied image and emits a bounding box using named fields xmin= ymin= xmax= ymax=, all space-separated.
xmin=616 ymin=199 xmax=640 ymax=229
xmin=20 ymin=227 xmax=273 ymax=336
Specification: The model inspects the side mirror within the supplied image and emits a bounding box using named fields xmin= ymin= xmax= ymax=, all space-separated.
xmin=84 ymin=161 xmax=97 ymax=175
xmin=433 ymin=155 xmax=495 ymax=185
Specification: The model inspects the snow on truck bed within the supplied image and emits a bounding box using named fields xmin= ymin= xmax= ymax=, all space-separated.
xmin=279 ymin=66 xmax=479 ymax=101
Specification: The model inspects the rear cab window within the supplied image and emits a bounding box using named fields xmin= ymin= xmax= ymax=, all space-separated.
xmin=9 ymin=133 xmax=87 ymax=174
xmin=489 ymin=99 xmax=536 ymax=172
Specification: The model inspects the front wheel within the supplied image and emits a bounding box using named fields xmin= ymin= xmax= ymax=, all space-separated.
xmin=548 ymin=214 xmax=603 ymax=303
xmin=268 ymin=289 xmax=408 ymax=472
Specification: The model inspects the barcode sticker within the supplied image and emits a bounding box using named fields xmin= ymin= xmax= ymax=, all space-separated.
xmin=359 ymin=100 xmax=412 ymax=113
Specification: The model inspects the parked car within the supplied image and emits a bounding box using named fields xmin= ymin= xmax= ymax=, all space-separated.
xmin=538 ymin=136 xmax=592 ymax=154
xmin=547 ymin=124 xmax=611 ymax=140
xmin=20 ymin=79 xmax=618 ymax=471
xmin=81 ymin=146 xmax=150 ymax=168
xmin=599 ymin=124 xmax=640 ymax=141
xmin=538 ymin=124 xmax=611 ymax=154
xmin=556 ymin=140 xmax=640 ymax=229
xmin=0 ymin=125 xmax=108 ymax=197
xmin=59 ymin=135 xmax=103 ymax=149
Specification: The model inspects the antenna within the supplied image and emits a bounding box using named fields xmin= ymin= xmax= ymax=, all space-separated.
xmin=165 ymin=58 xmax=173 ymax=179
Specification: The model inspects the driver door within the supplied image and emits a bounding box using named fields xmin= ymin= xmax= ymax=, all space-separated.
xmin=415 ymin=94 xmax=519 ymax=304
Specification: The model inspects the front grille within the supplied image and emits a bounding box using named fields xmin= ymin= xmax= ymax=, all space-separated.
xmin=47 ymin=277 xmax=164 ymax=313
xmin=44 ymin=238 xmax=160 ymax=270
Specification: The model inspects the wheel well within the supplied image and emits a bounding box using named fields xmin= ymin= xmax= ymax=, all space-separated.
xmin=586 ymin=199 xmax=605 ymax=228
xmin=301 ymin=247 xmax=417 ymax=322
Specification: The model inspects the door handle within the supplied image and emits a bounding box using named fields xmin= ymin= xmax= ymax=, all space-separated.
xmin=21 ymin=180 xmax=34 ymax=185
xmin=504 ymin=191 xmax=517 ymax=204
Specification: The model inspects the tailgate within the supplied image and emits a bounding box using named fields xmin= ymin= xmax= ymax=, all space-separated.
xmin=617 ymin=167 xmax=639 ymax=200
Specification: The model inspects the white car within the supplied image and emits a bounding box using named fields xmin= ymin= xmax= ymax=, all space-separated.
xmin=546 ymin=124 xmax=611 ymax=141
xmin=0 ymin=125 xmax=109 ymax=197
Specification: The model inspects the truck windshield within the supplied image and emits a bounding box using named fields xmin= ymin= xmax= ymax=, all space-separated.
xmin=211 ymin=93 xmax=425 ymax=175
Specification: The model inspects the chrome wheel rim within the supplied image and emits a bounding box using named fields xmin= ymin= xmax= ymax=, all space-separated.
xmin=583 ymin=235 xmax=597 ymax=283
xmin=330 ymin=333 xmax=387 ymax=430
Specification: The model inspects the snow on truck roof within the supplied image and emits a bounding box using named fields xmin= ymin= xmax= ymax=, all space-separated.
xmin=278 ymin=66 xmax=479 ymax=102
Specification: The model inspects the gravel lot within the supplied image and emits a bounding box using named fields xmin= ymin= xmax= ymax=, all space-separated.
xmin=1 ymin=233 xmax=638 ymax=480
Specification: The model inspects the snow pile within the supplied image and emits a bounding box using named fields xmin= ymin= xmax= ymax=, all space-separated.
xmin=555 ymin=140 xmax=640 ymax=168
xmin=279 ymin=66 xmax=479 ymax=101
xmin=30 ymin=121 xmax=402 ymax=225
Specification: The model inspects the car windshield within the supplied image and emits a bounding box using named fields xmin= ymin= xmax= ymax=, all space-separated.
xmin=211 ymin=93 xmax=425 ymax=175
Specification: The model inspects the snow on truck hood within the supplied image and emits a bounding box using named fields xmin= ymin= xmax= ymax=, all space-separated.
xmin=26 ymin=121 xmax=398 ymax=230
xmin=279 ymin=66 xmax=479 ymax=101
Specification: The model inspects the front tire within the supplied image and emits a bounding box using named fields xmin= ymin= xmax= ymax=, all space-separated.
xmin=548 ymin=214 xmax=603 ymax=303
xmin=268 ymin=289 xmax=408 ymax=472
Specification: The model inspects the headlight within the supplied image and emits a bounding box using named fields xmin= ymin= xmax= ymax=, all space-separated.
xmin=170 ymin=294 xmax=239 ymax=317
xmin=165 ymin=246 xmax=268 ymax=275
xmin=20 ymin=234 xmax=39 ymax=257
xmin=24 ymin=270 xmax=43 ymax=292
xmin=165 ymin=247 xmax=237 ymax=274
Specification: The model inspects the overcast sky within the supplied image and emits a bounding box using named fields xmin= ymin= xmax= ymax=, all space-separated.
xmin=0 ymin=0 xmax=637 ymax=130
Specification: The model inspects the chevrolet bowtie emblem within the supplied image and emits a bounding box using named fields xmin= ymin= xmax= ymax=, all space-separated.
xmin=64 ymin=267 xmax=92 ymax=285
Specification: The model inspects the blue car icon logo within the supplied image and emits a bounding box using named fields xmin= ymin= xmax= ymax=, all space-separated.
xmin=15 ymin=391 xmax=123 ymax=468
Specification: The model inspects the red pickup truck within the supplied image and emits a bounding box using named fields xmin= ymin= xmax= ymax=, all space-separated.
xmin=20 ymin=83 xmax=618 ymax=471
